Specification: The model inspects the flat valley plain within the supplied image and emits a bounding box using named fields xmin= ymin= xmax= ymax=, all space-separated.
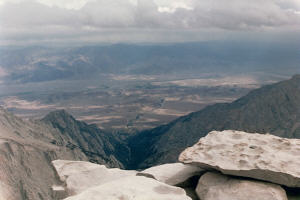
xmin=0 ymin=73 xmax=284 ymax=132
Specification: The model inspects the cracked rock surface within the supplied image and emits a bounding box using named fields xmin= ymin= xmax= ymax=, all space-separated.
xmin=179 ymin=130 xmax=300 ymax=187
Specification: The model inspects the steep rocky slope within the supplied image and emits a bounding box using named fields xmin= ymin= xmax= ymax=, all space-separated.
xmin=128 ymin=75 xmax=300 ymax=169
xmin=0 ymin=108 xmax=87 ymax=199
xmin=42 ymin=110 xmax=130 ymax=168
xmin=0 ymin=108 xmax=128 ymax=200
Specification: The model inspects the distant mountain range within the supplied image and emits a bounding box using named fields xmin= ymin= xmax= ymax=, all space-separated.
xmin=1 ymin=42 xmax=299 ymax=84
xmin=0 ymin=75 xmax=300 ymax=199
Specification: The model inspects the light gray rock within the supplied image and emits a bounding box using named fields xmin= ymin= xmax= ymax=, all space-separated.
xmin=52 ymin=160 xmax=137 ymax=195
xmin=0 ymin=108 xmax=89 ymax=200
xmin=64 ymin=176 xmax=192 ymax=200
xmin=52 ymin=185 xmax=68 ymax=199
xmin=0 ymin=182 xmax=14 ymax=200
xmin=179 ymin=130 xmax=300 ymax=187
xmin=196 ymin=172 xmax=288 ymax=200
xmin=137 ymin=163 xmax=204 ymax=186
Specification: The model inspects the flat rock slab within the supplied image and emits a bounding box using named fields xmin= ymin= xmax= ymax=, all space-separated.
xmin=52 ymin=160 xmax=137 ymax=195
xmin=0 ymin=182 xmax=13 ymax=200
xmin=137 ymin=163 xmax=204 ymax=186
xmin=179 ymin=130 xmax=300 ymax=187
xmin=196 ymin=172 xmax=288 ymax=200
xmin=64 ymin=176 xmax=192 ymax=200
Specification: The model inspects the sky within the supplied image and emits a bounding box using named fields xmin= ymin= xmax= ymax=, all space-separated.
xmin=0 ymin=0 xmax=300 ymax=46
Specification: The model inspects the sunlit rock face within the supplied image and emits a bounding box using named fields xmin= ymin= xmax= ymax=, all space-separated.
xmin=52 ymin=160 xmax=137 ymax=196
xmin=64 ymin=176 xmax=192 ymax=200
xmin=179 ymin=130 xmax=300 ymax=187
xmin=196 ymin=172 xmax=288 ymax=200
xmin=52 ymin=160 xmax=192 ymax=200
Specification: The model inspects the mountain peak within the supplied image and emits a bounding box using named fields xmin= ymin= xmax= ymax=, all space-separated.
xmin=43 ymin=109 xmax=74 ymax=121
xmin=46 ymin=109 xmax=70 ymax=115
xmin=42 ymin=109 xmax=77 ymax=130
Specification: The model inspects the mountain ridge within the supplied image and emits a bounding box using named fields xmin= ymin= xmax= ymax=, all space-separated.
xmin=0 ymin=107 xmax=88 ymax=200
xmin=127 ymin=74 xmax=300 ymax=169
xmin=41 ymin=109 xmax=131 ymax=168
xmin=0 ymin=107 xmax=130 ymax=199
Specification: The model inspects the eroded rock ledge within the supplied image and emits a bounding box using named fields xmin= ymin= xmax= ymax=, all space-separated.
xmin=179 ymin=130 xmax=300 ymax=187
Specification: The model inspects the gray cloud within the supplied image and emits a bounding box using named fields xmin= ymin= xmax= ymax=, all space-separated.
xmin=0 ymin=0 xmax=299 ymax=45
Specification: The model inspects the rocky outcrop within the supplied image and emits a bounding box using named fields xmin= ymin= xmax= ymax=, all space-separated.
xmin=52 ymin=160 xmax=137 ymax=195
xmin=196 ymin=172 xmax=288 ymax=200
xmin=52 ymin=160 xmax=200 ymax=200
xmin=52 ymin=157 xmax=295 ymax=200
xmin=64 ymin=176 xmax=192 ymax=200
xmin=0 ymin=182 xmax=13 ymax=200
xmin=137 ymin=163 xmax=204 ymax=186
xmin=179 ymin=130 xmax=300 ymax=187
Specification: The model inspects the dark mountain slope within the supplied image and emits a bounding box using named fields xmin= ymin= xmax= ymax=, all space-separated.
xmin=128 ymin=75 xmax=300 ymax=169
xmin=41 ymin=110 xmax=131 ymax=168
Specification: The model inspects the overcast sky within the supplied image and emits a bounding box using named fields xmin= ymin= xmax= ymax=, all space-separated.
xmin=0 ymin=0 xmax=299 ymax=46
